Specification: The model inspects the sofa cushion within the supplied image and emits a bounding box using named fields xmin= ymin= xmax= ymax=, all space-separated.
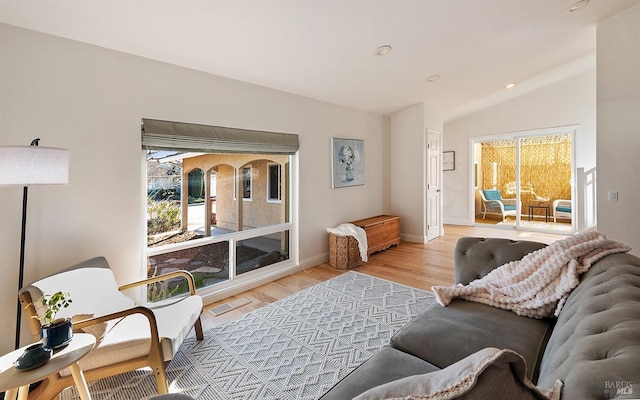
xmin=319 ymin=346 xmax=440 ymax=400
xmin=536 ymin=253 xmax=640 ymax=400
xmin=391 ymin=299 xmax=554 ymax=381
xmin=354 ymin=348 xmax=562 ymax=400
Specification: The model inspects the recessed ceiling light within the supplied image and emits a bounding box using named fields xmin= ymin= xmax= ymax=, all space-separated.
xmin=505 ymin=82 xmax=516 ymax=89
xmin=375 ymin=45 xmax=392 ymax=56
xmin=568 ymin=0 xmax=589 ymax=12
xmin=426 ymin=74 xmax=440 ymax=83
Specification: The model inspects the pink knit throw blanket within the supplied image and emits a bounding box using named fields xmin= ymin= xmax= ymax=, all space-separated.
xmin=432 ymin=232 xmax=631 ymax=318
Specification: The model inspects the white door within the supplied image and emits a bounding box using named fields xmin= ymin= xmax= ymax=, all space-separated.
xmin=426 ymin=130 xmax=442 ymax=241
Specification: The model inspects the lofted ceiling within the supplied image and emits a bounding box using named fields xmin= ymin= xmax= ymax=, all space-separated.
xmin=1 ymin=0 xmax=639 ymax=120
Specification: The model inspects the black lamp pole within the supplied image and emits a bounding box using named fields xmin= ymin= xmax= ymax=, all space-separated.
xmin=15 ymin=138 xmax=40 ymax=350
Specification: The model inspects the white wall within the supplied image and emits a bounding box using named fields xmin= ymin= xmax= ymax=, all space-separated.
xmin=390 ymin=104 xmax=425 ymax=241
xmin=442 ymin=67 xmax=597 ymax=225
xmin=597 ymin=4 xmax=640 ymax=256
xmin=389 ymin=103 xmax=443 ymax=242
xmin=0 ymin=23 xmax=390 ymax=353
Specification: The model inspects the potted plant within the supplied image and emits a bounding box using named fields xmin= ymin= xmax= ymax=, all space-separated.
xmin=32 ymin=291 xmax=74 ymax=349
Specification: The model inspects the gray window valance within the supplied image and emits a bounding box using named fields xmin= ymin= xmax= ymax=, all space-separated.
xmin=141 ymin=118 xmax=299 ymax=155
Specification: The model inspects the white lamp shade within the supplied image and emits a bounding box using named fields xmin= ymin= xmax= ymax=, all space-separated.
xmin=0 ymin=145 xmax=69 ymax=186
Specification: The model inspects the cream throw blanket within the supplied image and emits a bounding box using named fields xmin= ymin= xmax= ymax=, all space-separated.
xmin=327 ymin=223 xmax=369 ymax=262
xmin=432 ymin=232 xmax=631 ymax=318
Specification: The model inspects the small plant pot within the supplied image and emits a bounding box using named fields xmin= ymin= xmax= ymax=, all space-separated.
xmin=41 ymin=318 xmax=73 ymax=349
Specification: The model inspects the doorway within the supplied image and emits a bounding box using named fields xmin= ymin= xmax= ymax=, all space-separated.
xmin=472 ymin=127 xmax=575 ymax=234
xmin=426 ymin=129 xmax=442 ymax=241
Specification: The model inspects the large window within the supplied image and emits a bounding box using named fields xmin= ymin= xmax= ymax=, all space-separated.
xmin=142 ymin=119 xmax=298 ymax=301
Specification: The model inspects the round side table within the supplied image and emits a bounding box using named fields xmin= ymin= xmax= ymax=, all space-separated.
xmin=0 ymin=333 xmax=96 ymax=400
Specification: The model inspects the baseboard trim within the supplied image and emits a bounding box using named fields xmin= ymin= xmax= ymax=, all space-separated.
xmin=401 ymin=233 xmax=425 ymax=243
xmin=443 ymin=218 xmax=473 ymax=226
xmin=301 ymin=252 xmax=329 ymax=269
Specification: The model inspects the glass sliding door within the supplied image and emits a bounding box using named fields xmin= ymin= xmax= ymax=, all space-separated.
xmin=475 ymin=138 xmax=517 ymax=225
xmin=473 ymin=129 xmax=573 ymax=233
xmin=518 ymin=134 xmax=572 ymax=231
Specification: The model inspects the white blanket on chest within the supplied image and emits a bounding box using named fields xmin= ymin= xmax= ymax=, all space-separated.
xmin=432 ymin=231 xmax=631 ymax=318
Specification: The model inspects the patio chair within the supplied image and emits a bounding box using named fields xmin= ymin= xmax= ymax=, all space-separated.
xmin=553 ymin=199 xmax=572 ymax=222
xmin=18 ymin=256 xmax=204 ymax=400
xmin=479 ymin=189 xmax=518 ymax=221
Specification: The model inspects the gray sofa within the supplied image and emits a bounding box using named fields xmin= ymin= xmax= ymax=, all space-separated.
xmin=321 ymin=237 xmax=640 ymax=400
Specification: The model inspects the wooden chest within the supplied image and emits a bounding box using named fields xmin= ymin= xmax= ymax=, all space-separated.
xmin=350 ymin=215 xmax=400 ymax=256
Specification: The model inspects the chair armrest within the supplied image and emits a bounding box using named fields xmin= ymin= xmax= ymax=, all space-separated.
xmin=72 ymin=306 xmax=161 ymax=342
xmin=502 ymin=198 xmax=518 ymax=206
xmin=553 ymin=199 xmax=572 ymax=208
xmin=119 ymin=270 xmax=198 ymax=296
xmin=454 ymin=237 xmax=547 ymax=285
xmin=484 ymin=199 xmax=506 ymax=213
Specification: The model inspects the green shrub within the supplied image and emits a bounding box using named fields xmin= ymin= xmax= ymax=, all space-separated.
xmin=147 ymin=197 xmax=181 ymax=235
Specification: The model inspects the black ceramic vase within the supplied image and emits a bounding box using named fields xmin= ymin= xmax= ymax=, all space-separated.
xmin=41 ymin=318 xmax=73 ymax=349
xmin=15 ymin=342 xmax=53 ymax=371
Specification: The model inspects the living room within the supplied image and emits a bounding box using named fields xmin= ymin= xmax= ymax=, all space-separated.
xmin=1 ymin=1 xmax=639 ymax=398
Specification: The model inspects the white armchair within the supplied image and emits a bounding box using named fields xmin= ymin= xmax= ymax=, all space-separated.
xmin=553 ymin=199 xmax=572 ymax=222
xmin=479 ymin=189 xmax=518 ymax=221
xmin=19 ymin=256 xmax=204 ymax=400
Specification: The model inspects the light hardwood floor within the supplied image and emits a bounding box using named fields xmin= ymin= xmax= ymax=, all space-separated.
xmin=201 ymin=224 xmax=567 ymax=331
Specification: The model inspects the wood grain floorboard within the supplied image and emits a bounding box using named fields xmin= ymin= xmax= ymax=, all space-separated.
xmin=200 ymin=224 xmax=567 ymax=331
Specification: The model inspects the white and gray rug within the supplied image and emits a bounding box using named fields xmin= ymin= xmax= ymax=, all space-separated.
xmin=61 ymin=271 xmax=436 ymax=400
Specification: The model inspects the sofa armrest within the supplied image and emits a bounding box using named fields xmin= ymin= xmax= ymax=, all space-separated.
xmin=454 ymin=237 xmax=547 ymax=285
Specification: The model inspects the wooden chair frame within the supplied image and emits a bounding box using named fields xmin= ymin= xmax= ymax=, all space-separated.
xmin=19 ymin=270 xmax=204 ymax=400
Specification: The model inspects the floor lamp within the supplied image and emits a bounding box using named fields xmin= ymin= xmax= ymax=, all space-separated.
xmin=0 ymin=138 xmax=69 ymax=350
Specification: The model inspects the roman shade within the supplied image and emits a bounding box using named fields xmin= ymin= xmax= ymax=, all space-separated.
xmin=141 ymin=118 xmax=299 ymax=155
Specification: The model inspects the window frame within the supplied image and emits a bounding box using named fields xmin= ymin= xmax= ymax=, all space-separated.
xmin=141 ymin=119 xmax=300 ymax=303
xmin=242 ymin=165 xmax=252 ymax=201
xmin=143 ymin=152 xmax=299 ymax=303
xmin=267 ymin=162 xmax=282 ymax=203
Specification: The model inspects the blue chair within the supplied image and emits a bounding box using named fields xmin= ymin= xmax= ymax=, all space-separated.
xmin=479 ymin=189 xmax=518 ymax=221
xmin=553 ymin=199 xmax=572 ymax=222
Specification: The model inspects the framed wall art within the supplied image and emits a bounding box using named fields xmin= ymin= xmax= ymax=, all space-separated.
xmin=443 ymin=151 xmax=455 ymax=171
xmin=331 ymin=138 xmax=365 ymax=188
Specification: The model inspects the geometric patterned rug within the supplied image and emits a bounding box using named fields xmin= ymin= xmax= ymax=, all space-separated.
xmin=61 ymin=271 xmax=436 ymax=400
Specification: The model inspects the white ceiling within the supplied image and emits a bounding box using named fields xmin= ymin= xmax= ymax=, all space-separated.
xmin=1 ymin=0 xmax=639 ymax=119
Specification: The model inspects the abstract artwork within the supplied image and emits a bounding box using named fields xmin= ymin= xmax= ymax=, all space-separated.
xmin=331 ymin=138 xmax=365 ymax=188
